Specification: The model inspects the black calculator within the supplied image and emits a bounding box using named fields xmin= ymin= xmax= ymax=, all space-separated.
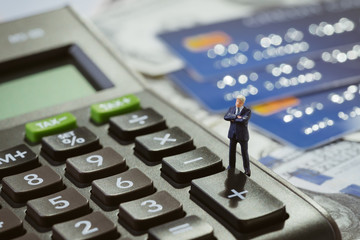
xmin=0 ymin=7 xmax=341 ymax=240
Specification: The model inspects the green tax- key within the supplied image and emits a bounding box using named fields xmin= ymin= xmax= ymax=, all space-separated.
xmin=91 ymin=94 xmax=141 ymax=124
xmin=25 ymin=112 xmax=77 ymax=143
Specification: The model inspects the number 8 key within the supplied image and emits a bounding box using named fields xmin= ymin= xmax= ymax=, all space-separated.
xmin=1 ymin=165 xmax=64 ymax=203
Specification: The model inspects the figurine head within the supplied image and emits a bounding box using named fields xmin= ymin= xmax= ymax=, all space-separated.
xmin=235 ymin=95 xmax=246 ymax=108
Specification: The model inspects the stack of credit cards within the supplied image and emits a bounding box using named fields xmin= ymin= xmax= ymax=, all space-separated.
xmin=159 ymin=0 xmax=360 ymax=149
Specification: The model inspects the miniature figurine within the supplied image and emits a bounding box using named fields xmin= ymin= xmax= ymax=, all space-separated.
xmin=224 ymin=95 xmax=251 ymax=177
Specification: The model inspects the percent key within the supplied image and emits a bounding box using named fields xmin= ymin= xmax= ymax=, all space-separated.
xmin=41 ymin=127 xmax=101 ymax=161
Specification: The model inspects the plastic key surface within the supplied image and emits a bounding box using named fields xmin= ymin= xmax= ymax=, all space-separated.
xmin=148 ymin=215 xmax=214 ymax=240
xmin=118 ymin=191 xmax=184 ymax=231
xmin=13 ymin=233 xmax=41 ymax=240
xmin=190 ymin=169 xmax=287 ymax=232
xmin=25 ymin=112 xmax=77 ymax=143
xmin=91 ymin=168 xmax=154 ymax=206
xmin=0 ymin=144 xmax=39 ymax=179
xmin=52 ymin=211 xmax=118 ymax=240
xmin=41 ymin=127 xmax=101 ymax=161
xmin=0 ymin=208 xmax=24 ymax=239
xmin=134 ymin=127 xmax=195 ymax=163
xmin=109 ymin=108 xmax=167 ymax=141
xmin=90 ymin=94 xmax=141 ymax=124
xmin=1 ymin=165 xmax=64 ymax=203
xmin=66 ymin=147 xmax=126 ymax=183
xmin=26 ymin=187 xmax=90 ymax=227
xmin=162 ymin=146 xmax=223 ymax=184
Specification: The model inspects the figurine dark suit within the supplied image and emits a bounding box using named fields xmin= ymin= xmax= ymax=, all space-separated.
xmin=224 ymin=104 xmax=251 ymax=176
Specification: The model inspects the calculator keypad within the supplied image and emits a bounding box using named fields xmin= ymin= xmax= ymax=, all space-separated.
xmin=2 ymin=92 xmax=337 ymax=240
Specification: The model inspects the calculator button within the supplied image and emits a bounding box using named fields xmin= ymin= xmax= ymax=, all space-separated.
xmin=91 ymin=168 xmax=154 ymax=206
xmin=118 ymin=191 xmax=184 ymax=231
xmin=148 ymin=215 xmax=214 ymax=240
xmin=0 ymin=208 xmax=24 ymax=239
xmin=0 ymin=144 xmax=39 ymax=179
xmin=109 ymin=108 xmax=167 ymax=141
xmin=25 ymin=112 xmax=77 ymax=143
xmin=162 ymin=147 xmax=223 ymax=184
xmin=41 ymin=127 xmax=101 ymax=161
xmin=13 ymin=232 xmax=41 ymax=240
xmin=190 ymin=170 xmax=286 ymax=232
xmin=52 ymin=211 xmax=118 ymax=240
xmin=26 ymin=187 xmax=90 ymax=227
xmin=2 ymin=165 xmax=64 ymax=203
xmin=66 ymin=147 xmax=126 ymax=183
xmin=90 ymin=94 xmax=141 ymax=124
xmin=134 ymin=127 xmax=195 ymax=163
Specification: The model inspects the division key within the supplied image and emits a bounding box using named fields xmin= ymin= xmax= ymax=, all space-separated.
xmin=190 ymin=169 xmax=287 ymax=233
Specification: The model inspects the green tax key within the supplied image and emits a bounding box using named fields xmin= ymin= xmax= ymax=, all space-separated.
xmin=25 ymin=112 xmax=77 ymax=143
xmin=91 ymin=94 xmax=141 ymax=124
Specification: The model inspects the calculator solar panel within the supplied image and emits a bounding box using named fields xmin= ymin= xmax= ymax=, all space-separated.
xmin=0 ymin=7 xmax=341 ymax=240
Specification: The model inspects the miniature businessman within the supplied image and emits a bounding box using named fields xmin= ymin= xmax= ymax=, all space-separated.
xmin=224 ymin=95 xmax=251 ymax=176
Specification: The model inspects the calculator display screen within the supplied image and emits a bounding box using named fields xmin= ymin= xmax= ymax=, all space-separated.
xmin=0 ymin=64 xmax=95 ymax=120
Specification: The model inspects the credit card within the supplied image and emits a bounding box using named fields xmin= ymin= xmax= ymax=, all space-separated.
xmin=160 ymin=0 xmax=360 ymax=80
xmin=169 ymin=49 xmax=360 ymax=112
xmin=250 ymin=84 xmax=360 ymax=149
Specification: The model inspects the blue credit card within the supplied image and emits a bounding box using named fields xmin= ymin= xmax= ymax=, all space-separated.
xmin=169 ymin=50 xmax=360 ymax=112
xmin=159 ymin=0 xmax=360 ymax=80
xmin=250 ymin=84 xmax=360 ymax=149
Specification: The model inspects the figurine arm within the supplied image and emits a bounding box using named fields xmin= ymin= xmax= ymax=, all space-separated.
xmin=224 ymin=108 xmax=236 ymax=121
xmin=235 ymin=109 xmax=251 ymax=123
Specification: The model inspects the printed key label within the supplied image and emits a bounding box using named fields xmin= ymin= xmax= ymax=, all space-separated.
xmin=58 ymin=131 xmax=86 ymax=147
xmin=227 ymin=189 xmax=248 ymax=200
xmin=35 ymin=116 xmax=68 ymax=129
xmin=0 ymin=149 xmax=27 ymax=165
xmin=25 ymin=112 xmax=77 ymax=143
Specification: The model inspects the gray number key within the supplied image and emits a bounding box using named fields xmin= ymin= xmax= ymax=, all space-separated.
xmin=52 ymin=212 xmax=118 ymax=240
xmin=2 ymin=165 xmax=64 ymax=203
xmin=66 ymin=147 xmax=126 ymax=183
xmin=26 ymin=187 xmax=90 ymax=227
xmin=92 ymin=168 xmax=154 ymax=206
xmin=119 ymin=191 xmax=184 ymax=231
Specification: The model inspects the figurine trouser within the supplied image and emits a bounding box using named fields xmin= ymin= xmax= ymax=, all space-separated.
xmin=229 ymin=138 xmax=250 ymax=171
